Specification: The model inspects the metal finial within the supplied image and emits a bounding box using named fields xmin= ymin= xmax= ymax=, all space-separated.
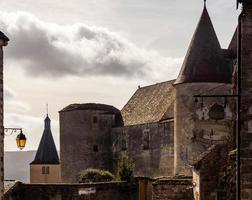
xmin=46 ymin=103 xmax=48 ymax=116
xmin=204 ymin=0 xmax=206 ymax=7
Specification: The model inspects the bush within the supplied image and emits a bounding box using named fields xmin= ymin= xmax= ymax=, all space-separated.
xmin=78 ymin=168 xmax=115 ymax=183
xmin=117 ymin=154 xmax=134 ymax=182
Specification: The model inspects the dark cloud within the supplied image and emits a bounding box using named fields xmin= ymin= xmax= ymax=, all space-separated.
xmin=0 ymin=12 xmax=180 ymax=79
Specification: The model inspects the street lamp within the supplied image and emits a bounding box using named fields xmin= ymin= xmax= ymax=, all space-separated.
xmin=4 ymin=128 xmax=27 ymax=150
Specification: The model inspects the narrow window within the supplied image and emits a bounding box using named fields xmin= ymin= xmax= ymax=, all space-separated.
xmin=122 ymin=139 xmax=127 ymax=151
xmin=93 ymin=116 xmax=98 ymax=124
xmin=42 ymin=166 xmax=49 ymax=174
xmin=93 ymin=145 xmax=98 ymax=152
xmin=143 ymin=129 xmax=150 ymax=150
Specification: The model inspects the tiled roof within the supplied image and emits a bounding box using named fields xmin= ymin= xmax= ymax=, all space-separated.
xmin=228 ymin=27 xmax=237 ymax=58
xmin=122 ymin=80 xmax=175 ymax=126
xmin=4 ymin=180 xmax=18 ymax=194
xmin=174 ymin=6 xmax=231 ymax=85
xmin=30 ymin=115 xmax=60 ymax=165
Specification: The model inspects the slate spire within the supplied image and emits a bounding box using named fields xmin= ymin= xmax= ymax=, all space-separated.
xmin=30 ymin=115 xmax=60 ymax=164
xmin=174 ymin=6 xmax=231 ymax=85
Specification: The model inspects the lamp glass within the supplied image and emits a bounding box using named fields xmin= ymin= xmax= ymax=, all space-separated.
xmin=16 ymin=131 xmax=26 ymax=150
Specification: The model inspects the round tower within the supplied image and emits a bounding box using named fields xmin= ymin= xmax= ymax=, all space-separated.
xmin=173 ymin=5 xmax=233 ymax=176
xmin=59 ymin=103 xmax=123 ymax=183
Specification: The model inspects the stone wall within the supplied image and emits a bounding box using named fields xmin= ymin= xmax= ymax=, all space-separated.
xmin=5 ymin=182 xmax=137 ymax=200
xmin=192 ymin=145 xmax=228 ymax=200
xmin=174 ymin=83 xmax=232 ymax=176
xmin=112 ymin=121 xmax=174 ymax=178
xmin=0 ymin=45 xmax=3 ymax=200
xmin=240 ymin=4 xmax=252 ymax=200
xmin=60 ymin=110 xmax=116 ymax=183
xmin=152 ymin=178 xmax=193 ymax=200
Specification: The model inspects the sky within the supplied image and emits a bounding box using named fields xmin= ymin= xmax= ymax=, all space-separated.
xmin=0 ymin=0 xmax=239 ymax=151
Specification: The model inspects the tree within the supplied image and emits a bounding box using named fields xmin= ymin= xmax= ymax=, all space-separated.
xmin=117 ymin=154 xmax=134 ymax=182
xmin=78 ymin=168 xmax=115 ymax=183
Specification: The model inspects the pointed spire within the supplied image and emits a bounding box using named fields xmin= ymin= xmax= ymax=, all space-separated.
xmin=30 ymin=114 xmax=59 ymax=165
xmin=174 ymin=6 xmax=231 ymax=85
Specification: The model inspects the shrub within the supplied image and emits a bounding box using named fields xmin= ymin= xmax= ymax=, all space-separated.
xmin=117 ymin=154 xmax=134 ymax=182
xmin=78 ymin=168 xmax=115 ymax=183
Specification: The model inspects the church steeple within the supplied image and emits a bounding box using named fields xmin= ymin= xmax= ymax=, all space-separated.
xmin=30 ymin=114 xmax=59 ymax=164
xmin=174 ymin=5 xmax=231 ymax=85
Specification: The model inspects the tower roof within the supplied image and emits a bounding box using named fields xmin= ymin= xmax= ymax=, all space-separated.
xmin=30 ymin=115 xmax=60 ymax=165
xmin=174 ymin=6 xmax=231 ymax=85
xmin=228 ymin=27 xmax=237 ymax=58
xmin=0 ymin=31 xmax=9 ymax=42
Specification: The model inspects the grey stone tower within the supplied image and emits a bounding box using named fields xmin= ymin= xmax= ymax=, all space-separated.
xmin=173 ymin=5 xmax=233 ymax=175
xmin=60 ymin=103 xmax=123 ymax=183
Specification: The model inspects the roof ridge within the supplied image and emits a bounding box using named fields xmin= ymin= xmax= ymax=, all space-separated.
xmin=137 ymin=79 xmax=175 ymax=90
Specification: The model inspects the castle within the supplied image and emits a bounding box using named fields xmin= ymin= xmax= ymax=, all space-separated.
xmin=24 ymin=1 xmax=252 ymax=200
xmin=58 ymin=3 xmax=235 ymax=183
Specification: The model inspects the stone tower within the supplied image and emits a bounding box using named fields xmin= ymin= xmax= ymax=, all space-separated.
xmin=173 ymin=5 xmax=233 ymax=175
xmin=239 ymin=0 xmax=252 ymax=199
xmin=60 ymin=103 xmax=123 ymax=183
xmin=30 ymin=114 xmax=61 ymax=183
xmin=0 ymin=32 xmax=8 ymax=200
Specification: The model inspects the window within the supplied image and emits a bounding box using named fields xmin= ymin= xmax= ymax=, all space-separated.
xmin=93 ymin=116 xmax=98 ymax=124
xmin=122 ymin=138 xmax=127 ymax=151
xmin=121 ymin=131 xmax=128 ymax=151
xmin=93 ymin=145 xmax=98 ymax=152
xmin=143 ymin=129 xmax=150 ymax=150
xmin=42 ymin=166 xmax=49 ymax=174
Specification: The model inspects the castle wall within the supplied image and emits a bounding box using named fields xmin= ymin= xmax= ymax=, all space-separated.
xmin=112 ymin=121 xmax=174 ymax=178
xmin=30 ymin=164 xmax=61 ymax=183
xmin=60 ymin=110 xmax=115 ymax=183
xmin=174 ymin=83 xmax=232 ymax=176
xmin=5 ymin=182 xmax=137 ymax=200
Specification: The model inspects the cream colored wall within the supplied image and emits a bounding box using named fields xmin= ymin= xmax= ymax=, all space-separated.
xmin=30 ymin=164 xmax=61 ymax=183
xmin=174 ymin=82 xmax=232 ymax=176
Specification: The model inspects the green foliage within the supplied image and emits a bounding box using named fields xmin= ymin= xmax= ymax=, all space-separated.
xmin=117 ymin=154 xmax=134 ymax=182
xmin=78 ymin=168 xmax=115 ymax=183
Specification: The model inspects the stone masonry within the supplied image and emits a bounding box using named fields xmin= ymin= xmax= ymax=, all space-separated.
xmin=240 ymin=4 xmax=252 ymax=200
xmin=0 ymin=33 xmax=8 ymax=200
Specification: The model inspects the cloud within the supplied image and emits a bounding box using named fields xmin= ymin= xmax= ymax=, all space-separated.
xmin=4 ymin=86 xmax=16 ymax=100
xmin=0 ymin=11 xmax=181 ymax=80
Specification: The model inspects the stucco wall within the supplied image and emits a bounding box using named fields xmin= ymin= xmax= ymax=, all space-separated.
xmin=60 ymin=110 xmax=115 ymax=183
xmin=30 ymin=164 xmax=61 ymax=183
xmin=174 ymin=83 xmax=232 ymax=176
xmin=112 ymin=121 xmax=174 ymax=178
